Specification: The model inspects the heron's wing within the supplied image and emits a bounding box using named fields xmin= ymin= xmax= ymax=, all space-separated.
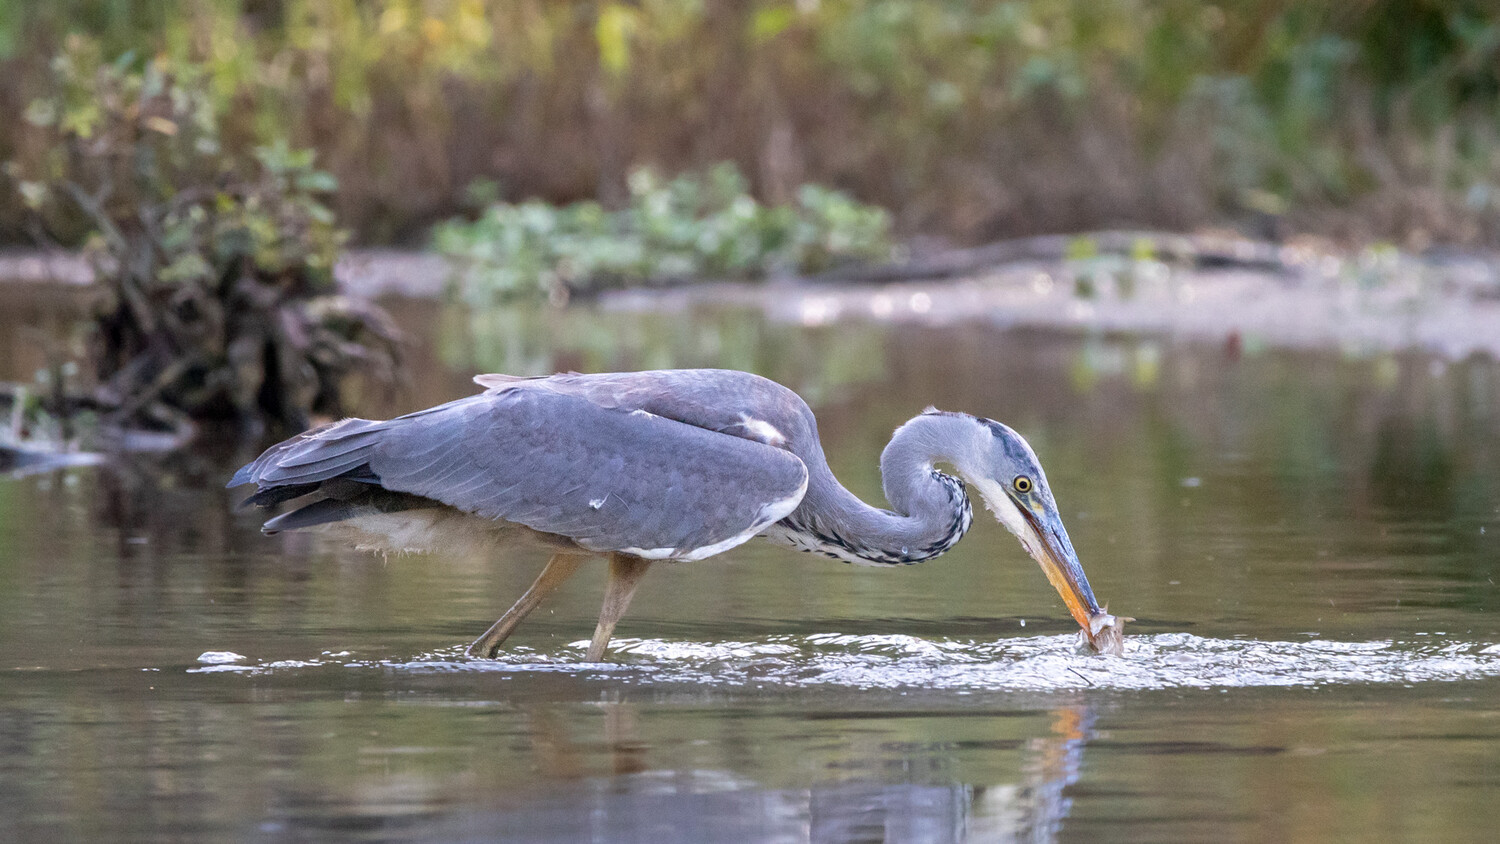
xmin=234 ymin=388 xmax=809 ymax=560
xmin=475 ymin=369 xmax=818 ymax=449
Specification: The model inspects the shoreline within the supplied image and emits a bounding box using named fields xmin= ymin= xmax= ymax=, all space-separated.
xmin=4 ymin=237 xmax=1499 ymax=361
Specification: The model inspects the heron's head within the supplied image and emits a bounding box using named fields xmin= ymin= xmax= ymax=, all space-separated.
xmin=950 ymin=415 xmax=1123 ymax=651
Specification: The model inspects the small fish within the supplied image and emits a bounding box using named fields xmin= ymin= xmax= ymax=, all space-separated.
xmin=1080 ymin=610 xmax=1129 ymax=656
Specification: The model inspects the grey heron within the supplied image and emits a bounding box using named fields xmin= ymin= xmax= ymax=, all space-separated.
xmin=230 ymin=369 xmax=1125 ymax=660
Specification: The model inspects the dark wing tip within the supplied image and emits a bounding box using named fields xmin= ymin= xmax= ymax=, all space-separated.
xmin=262 ymin=498 xmax=352 ymax=533
xmin=239 ymin=483 xmax=321 ymax=510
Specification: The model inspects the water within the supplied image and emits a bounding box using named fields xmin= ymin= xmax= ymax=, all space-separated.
xmin=3 ymin=294 xmax=1500 ymax=841
xmin=190 ymin=633 xmax=1500 ymax=691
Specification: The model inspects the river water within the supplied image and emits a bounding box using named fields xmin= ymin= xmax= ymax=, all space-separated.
xmin=2 ymin=292 xmax=1498 ymax=841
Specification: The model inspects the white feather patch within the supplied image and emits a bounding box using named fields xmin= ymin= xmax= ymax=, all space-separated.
xmin=969 ymin=478 xmax=1043 ymax=557
xmin=736 ymin=413 xmax=785 ymax=446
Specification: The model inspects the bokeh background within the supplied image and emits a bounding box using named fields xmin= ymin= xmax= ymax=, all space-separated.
xmin=3 ymin=0 xmax=1498 ymax=247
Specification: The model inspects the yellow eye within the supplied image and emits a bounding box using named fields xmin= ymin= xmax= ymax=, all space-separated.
xmin=1013 ymin=476 xmax=1033 ymax=494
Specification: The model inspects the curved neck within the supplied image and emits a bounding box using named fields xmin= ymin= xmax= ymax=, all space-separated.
xmin=774 ymin=413 xmax=981 ymax=565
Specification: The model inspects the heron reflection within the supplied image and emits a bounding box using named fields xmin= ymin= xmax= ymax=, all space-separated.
xmin=416 ymin=701 xmax=1097 ymax=843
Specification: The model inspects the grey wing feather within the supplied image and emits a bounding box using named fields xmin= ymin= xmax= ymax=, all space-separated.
xmin=233 ymin=383 xmax=809 ymax=560
xmin=477 ymin=369 xmax=819 ymax=449
xmin=230 ymin=417 xmax=385 ymax=488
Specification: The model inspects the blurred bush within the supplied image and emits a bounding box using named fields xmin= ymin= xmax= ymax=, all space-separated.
xmin=0 ymin=1 xmax=1497 ymax=247
xmin=9 ymin=39 xmax=401 ymax=431
xmin=435 ymin=162 xmax=891 ymax=304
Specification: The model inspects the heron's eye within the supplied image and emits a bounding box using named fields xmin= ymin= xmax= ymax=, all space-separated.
xmin=1013 ymin=476 xmax=1033 ymax=494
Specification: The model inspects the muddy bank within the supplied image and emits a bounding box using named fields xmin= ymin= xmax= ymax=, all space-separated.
xmin=608 ymin=242 xmax=1500 ymax=361
xmin=6 ymin=238 xmax=1500 ymax=361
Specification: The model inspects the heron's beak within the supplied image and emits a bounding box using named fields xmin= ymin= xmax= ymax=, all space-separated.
xmin=1017 ymin=507 xmax=1099 ymax=627
xmin=1015 ymin=505 xmax=1125 ymax=653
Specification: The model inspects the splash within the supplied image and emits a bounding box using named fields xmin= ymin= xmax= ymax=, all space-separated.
xmin=187 ymin=632 xmax=1500 ymax=691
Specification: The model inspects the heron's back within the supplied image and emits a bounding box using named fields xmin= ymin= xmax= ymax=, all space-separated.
xmin=231 ymin=369 xmax=811 ymax=562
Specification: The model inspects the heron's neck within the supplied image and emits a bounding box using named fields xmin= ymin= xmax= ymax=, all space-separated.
xmin=770 ymin=413 xmax=977 ymax=565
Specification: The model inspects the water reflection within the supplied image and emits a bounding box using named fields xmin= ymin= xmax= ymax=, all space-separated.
xmin=389 ymin=701 xmax=1097 ymax=844
xmin=4 ymin=292 xmax=1500 ymax=840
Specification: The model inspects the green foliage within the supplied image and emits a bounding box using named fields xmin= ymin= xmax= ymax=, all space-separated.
xmin=16 ymin=38 xmax=345 ymax=287
xmin=2 ymin=2 xmax=1499 ymax=245
xmin=434 ymin=163 xmax=892 ymax=304
xmin=10 ymin=39 xmax=399 ymax=430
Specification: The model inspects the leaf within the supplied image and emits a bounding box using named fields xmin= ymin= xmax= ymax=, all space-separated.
xmin=158 ymin=253 xmax=212 ymax=284
xmin=295 ymin=170 xmax=338 ymax=193
xmin=23 ymin=99 xmax=55 ymax=127
xmin=1066 ymin=235 xmax=1099 ymax=261
xmin=751 ymin=7 xmax=796 ymax=42
xmin=17 ymin=181 xmax=48 ymax=209
xmin=59 ymin=101 xmax=102 ymax=138
xmin=111 ymin=50 xmax=137 ymax=73
xmin=595 ymin=3 xmax=637 ymax=77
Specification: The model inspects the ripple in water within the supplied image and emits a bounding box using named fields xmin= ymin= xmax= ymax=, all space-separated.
xmin=187 ymin=632 xmax=1500 ymax=691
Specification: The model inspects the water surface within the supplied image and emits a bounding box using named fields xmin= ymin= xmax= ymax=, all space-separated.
xmin=2 ymin=295 xmax=1498 ymax=841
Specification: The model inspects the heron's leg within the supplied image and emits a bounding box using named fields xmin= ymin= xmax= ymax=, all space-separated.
xmin=586 ymin=554 xmax=653 ymax=662
xmin=468 ymin=552 xmax=587 ymax=658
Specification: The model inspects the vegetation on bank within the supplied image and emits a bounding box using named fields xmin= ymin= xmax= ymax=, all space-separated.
xmin=10 ymin=42 xmax=400 ymax=432
xmin=0 ymin=2 xmax=1497 ymax=249
xmin=435 ymin=163 xmax=892 ymax=304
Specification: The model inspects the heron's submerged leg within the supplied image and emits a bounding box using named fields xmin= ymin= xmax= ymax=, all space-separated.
xmin=586 ymin=553 xmax=653 ymax=662
xmin=468 ymin=552 xmax=587 ymax=658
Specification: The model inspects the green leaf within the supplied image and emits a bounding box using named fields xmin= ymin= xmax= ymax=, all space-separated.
xmin=751 ymin=6 xmax=796 ymax=42
xmin=596 ymin=3 xmax=636 ymax=77
xmin=1066 ymin=236 xmax=1099 ymax=261
xmin=295 ymin=170 xmax=339 ymax=193
xmin=158 ymin=252 xmax=211 ymax=284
